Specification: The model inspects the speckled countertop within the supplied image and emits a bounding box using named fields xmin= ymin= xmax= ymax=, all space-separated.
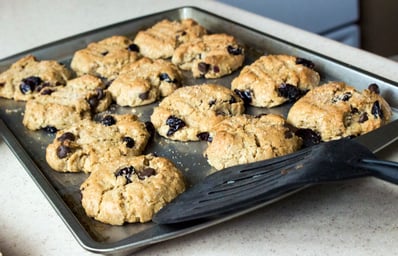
xmin=1 ymin=1 xmax=398 ymax=255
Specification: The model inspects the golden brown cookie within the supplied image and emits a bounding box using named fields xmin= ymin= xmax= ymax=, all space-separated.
xmin=204 ymin=114 xmax=302 ymax=170
xmin=150 ymin=84 xmax=245 ymax=141
xmin=133 ymin=18 xmax=207 ymax=59
xmin=46 ymin=114 xmax=151 ymax=173
xmin=108 ymin=57 xmax=182 ymax=107
xmin=70 ymin=35 xmax=140 ymax=80
xmin=231 ymin=55 xmax=320 ymax=107
xmin=287 ymin=81 xmax=392 ymax=141
xmin=23 ymin=75 xmax=112 ymax=131
xmin=80 ymin=154 xmax=186 ymax=224
xmin=172 ymin=33 xmax=245 ymax=78
xmin=0 ymin=55 xmax=71 ymax=101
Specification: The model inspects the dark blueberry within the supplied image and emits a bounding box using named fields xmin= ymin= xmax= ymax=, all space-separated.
xmin=368 ymin=83 xmax=380 ymax=94
xmin=277 ymin=83 xmax=302 ymax=102
xmin=57 ymin=132 xmax=75 ymax=142
xmin=137 ymin=167 xmax=156 ymax=180
xmin=198 ymin=62 xmax=210 ymax=73
xmin=295 ymin=57 xmax=315 ymax=69
xmin=145 ymin=121 xmax=155 ymax=139
xmin=213 ymin=65 xmax=220 ymax=73
xmin=295 ymin=128 xmax=322 ymax=148
xmin=139 ymin=91 xmax=150 ymax=100
xmin=227 ymin=45 xmax=243 ymax=55
xmin=215 ymin=110 xmax=227 ymax=116
xmin=234 ymin=89 xmax=252 ymax=104
xmin=197 ymin=132 xmax=212 ymax=142
xmin=40 ymin=88 xmax=55 ymax=95
xmin=229 ymin=95 xmax=237 ymax=104
xmin=115 ymin=166 xmax=135 ymax=184
xmin=0 ymin=82 xmax=5 ymax=87
xmin=341 ymin=92 xmax=352 ymax=101
xmin=159 ymin=73 xmax=175 ymax=83
xmin=100 ymin=115 xmax=116 ymax=126
xmin=127 ymin=43 xmax=139 ymax=52
xmin=95 ymin=88 xmax=105 ymax=100
xmin=359 ymin=112 xmax=369 ymax=123
xmin=209 ymin=99 xmax=216 ymax=107
xmin=371 ymin=101 xmax=384 ymax=119
xmin=123 ymin=136 xmax=135 ymax=148
xmin=20 ymin=76 xmax=42 ymax=94
xmin=56 ymin=145 xmax=71 ymax=159
xmin=44 ymin=126 xmax=58 ymax=133
xmin=87 ymin=96 xmax=99 ymax=110
xmin=166 ymin=115 xmax=186 ymax=136
xmin=101 ymin=51 xmax=109 ymax=56
xmin=351 ymin=107 xmax=359 ymax=114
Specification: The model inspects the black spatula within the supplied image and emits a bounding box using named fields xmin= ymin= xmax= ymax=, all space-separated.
xmin=153 ymin=119 xmax=398 ymax=224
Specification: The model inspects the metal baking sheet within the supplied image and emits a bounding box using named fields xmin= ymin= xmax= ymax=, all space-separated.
xmin=1 ymin=7 xmax=398 ymax=255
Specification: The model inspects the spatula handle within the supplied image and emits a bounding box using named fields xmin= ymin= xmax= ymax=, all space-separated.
xmin=359 ymin=158 xmax=398 ymax=184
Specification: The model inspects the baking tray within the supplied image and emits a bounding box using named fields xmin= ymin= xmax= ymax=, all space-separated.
xmin=1 ymin=6 xmax=398 ymax=255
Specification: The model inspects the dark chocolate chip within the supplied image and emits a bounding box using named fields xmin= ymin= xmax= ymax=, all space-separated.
xmin=198 ymin=62 xmax=210 ymax=73
xmin=227 ymin=45 xmax=243 ymax=55
xmin=100 ymin=115 xmax=116 ymax=126
xmin=359 ymin=112 xmax=369 ymax=123
xmin=234 ymin=89 xmax=252 ymax=104
xmin=123 ymin=136 xmax=135 ymax=148
xmin=197 ymin=132 xmax=212 ymax=142
xmin=127 ymin=43 xmax=139 ymax=52
xmin=56 ymin=145 xmax=71 ymax=159
xmin=368 ymin=83 xmax=380 ymax=94
xmin=295 ymin=57 xmax=315 ymax=69
xmin=295 ymin=128 xmax=322 ymax=147
xmin=137 ymin=167 xmax=156 ymax=180
xmin=166 ymin=115 xmax=186 ymax=136
xmin=277 ymin=83 xmax=303 ymax=102
xmin=371 ymin=100 xmax=384 ymax=119
xmin=57 ymin=132 xmax=75 ymax=142
xmin=115 ymin=166 xmax=135 ymax=184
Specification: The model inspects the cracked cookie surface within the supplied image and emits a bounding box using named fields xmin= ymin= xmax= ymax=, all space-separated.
xmin=80 ymin=154 xmax=186 ymax=224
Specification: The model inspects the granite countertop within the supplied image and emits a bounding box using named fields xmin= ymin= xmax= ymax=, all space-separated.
xmin=1 ymin=1 xmax=398 ymax=255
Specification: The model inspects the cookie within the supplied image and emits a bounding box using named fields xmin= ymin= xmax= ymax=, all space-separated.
xmin=231 ymin=55 xmax=320 ymax=107
xmin=107 ymin=57 xmax=182 ymax=107
xmin=23 ymin=75 xmax=112 ymax=131
xmin=46 ymin=114 xmax=151 ymax=173
xmin=80 ymin=154 xmax=186 ymax=224
xmin=172 ymin=33 xmax=245 ymax=78
xmin=133 ymin=18 xmax=207 ymax=59
xmin=204 ymin=114 xmax=302 ymax=170
xmin=150 ymin=84 xmax=245 ymax=141
xmin=0 ymin=55 xmax=71 ymax=101
xmin=287 ymin=81 xmax=392 ymax=141
xmin=70 ymin=35 xmax=140 ymax=80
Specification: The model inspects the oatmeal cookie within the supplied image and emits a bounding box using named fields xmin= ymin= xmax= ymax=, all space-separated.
xmin=70 ymin=35 xmax=140 ymax=80
xmin=108 ymin=57 xmax=182 ymax=107
xmin=80 ymin=154 xmax=186 ymax=224
xmin=133 ymin=18 xmax=207 ymax=59
xmin=46 ymin=114 xmax=151 ymax=173
xmin=204 ymin=114 xmax=302 ymax=170
xmin=231 ymin=55 xmax=320 ymax=107
xmin=172 ymin=33 xmax=245 ymax=78
xmin=0 ymin=55 xmax=71 ymax=101
xmin=150 ymin=84 xmax=245 ymax=141
xmin=287 ymin=81 xmax=392 ymax=141
xmin=23 ymin=75 xmax=112 ymax=131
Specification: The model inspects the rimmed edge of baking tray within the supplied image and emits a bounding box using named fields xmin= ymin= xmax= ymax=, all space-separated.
xmin=1 ymin=6 xmax=398 ymax=255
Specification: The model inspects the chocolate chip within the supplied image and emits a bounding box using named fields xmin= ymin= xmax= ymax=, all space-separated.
xmin=197 ymin=132 xmax=212 ymax=142
xmin=56 ymin=145 xmax=71 ymax=159
xmin=198 ymin=62 xmax=210 ymax=73
xmin=166 ymin=115 xmax=186 ymax=136
xmin=127 ymin=43 xmax=139 ymax=52
xmin=57 ymin=132 xmax=75 ymax=142
xmin=227 ymin=45 xmax=243 ymax=55
xmin=100 ymin=115 xmax=116 ymax=126
xmin=368 ymin=83 xmax=380 ymax=94
xmin=137 ymin=167 xmax=156 ymax=180
xmin=234 ymin=89 xmax=252 ymax=104
xmin=371 ymin=101 xmax=384 ymax=119
xmin=277 ymin=83 xmax=303 ymax=102
xmin=295 ymin=57 xmax=315 ymax=69
xmin=115 ymin=166 xmax=135 ymax=184
xmin=123 ymin=136 xmax=135 ymax=148
xmin=359 ymin=112 xmax=369 ymax=123
xmin=295 ymin=128 xmax=322 ymax=147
